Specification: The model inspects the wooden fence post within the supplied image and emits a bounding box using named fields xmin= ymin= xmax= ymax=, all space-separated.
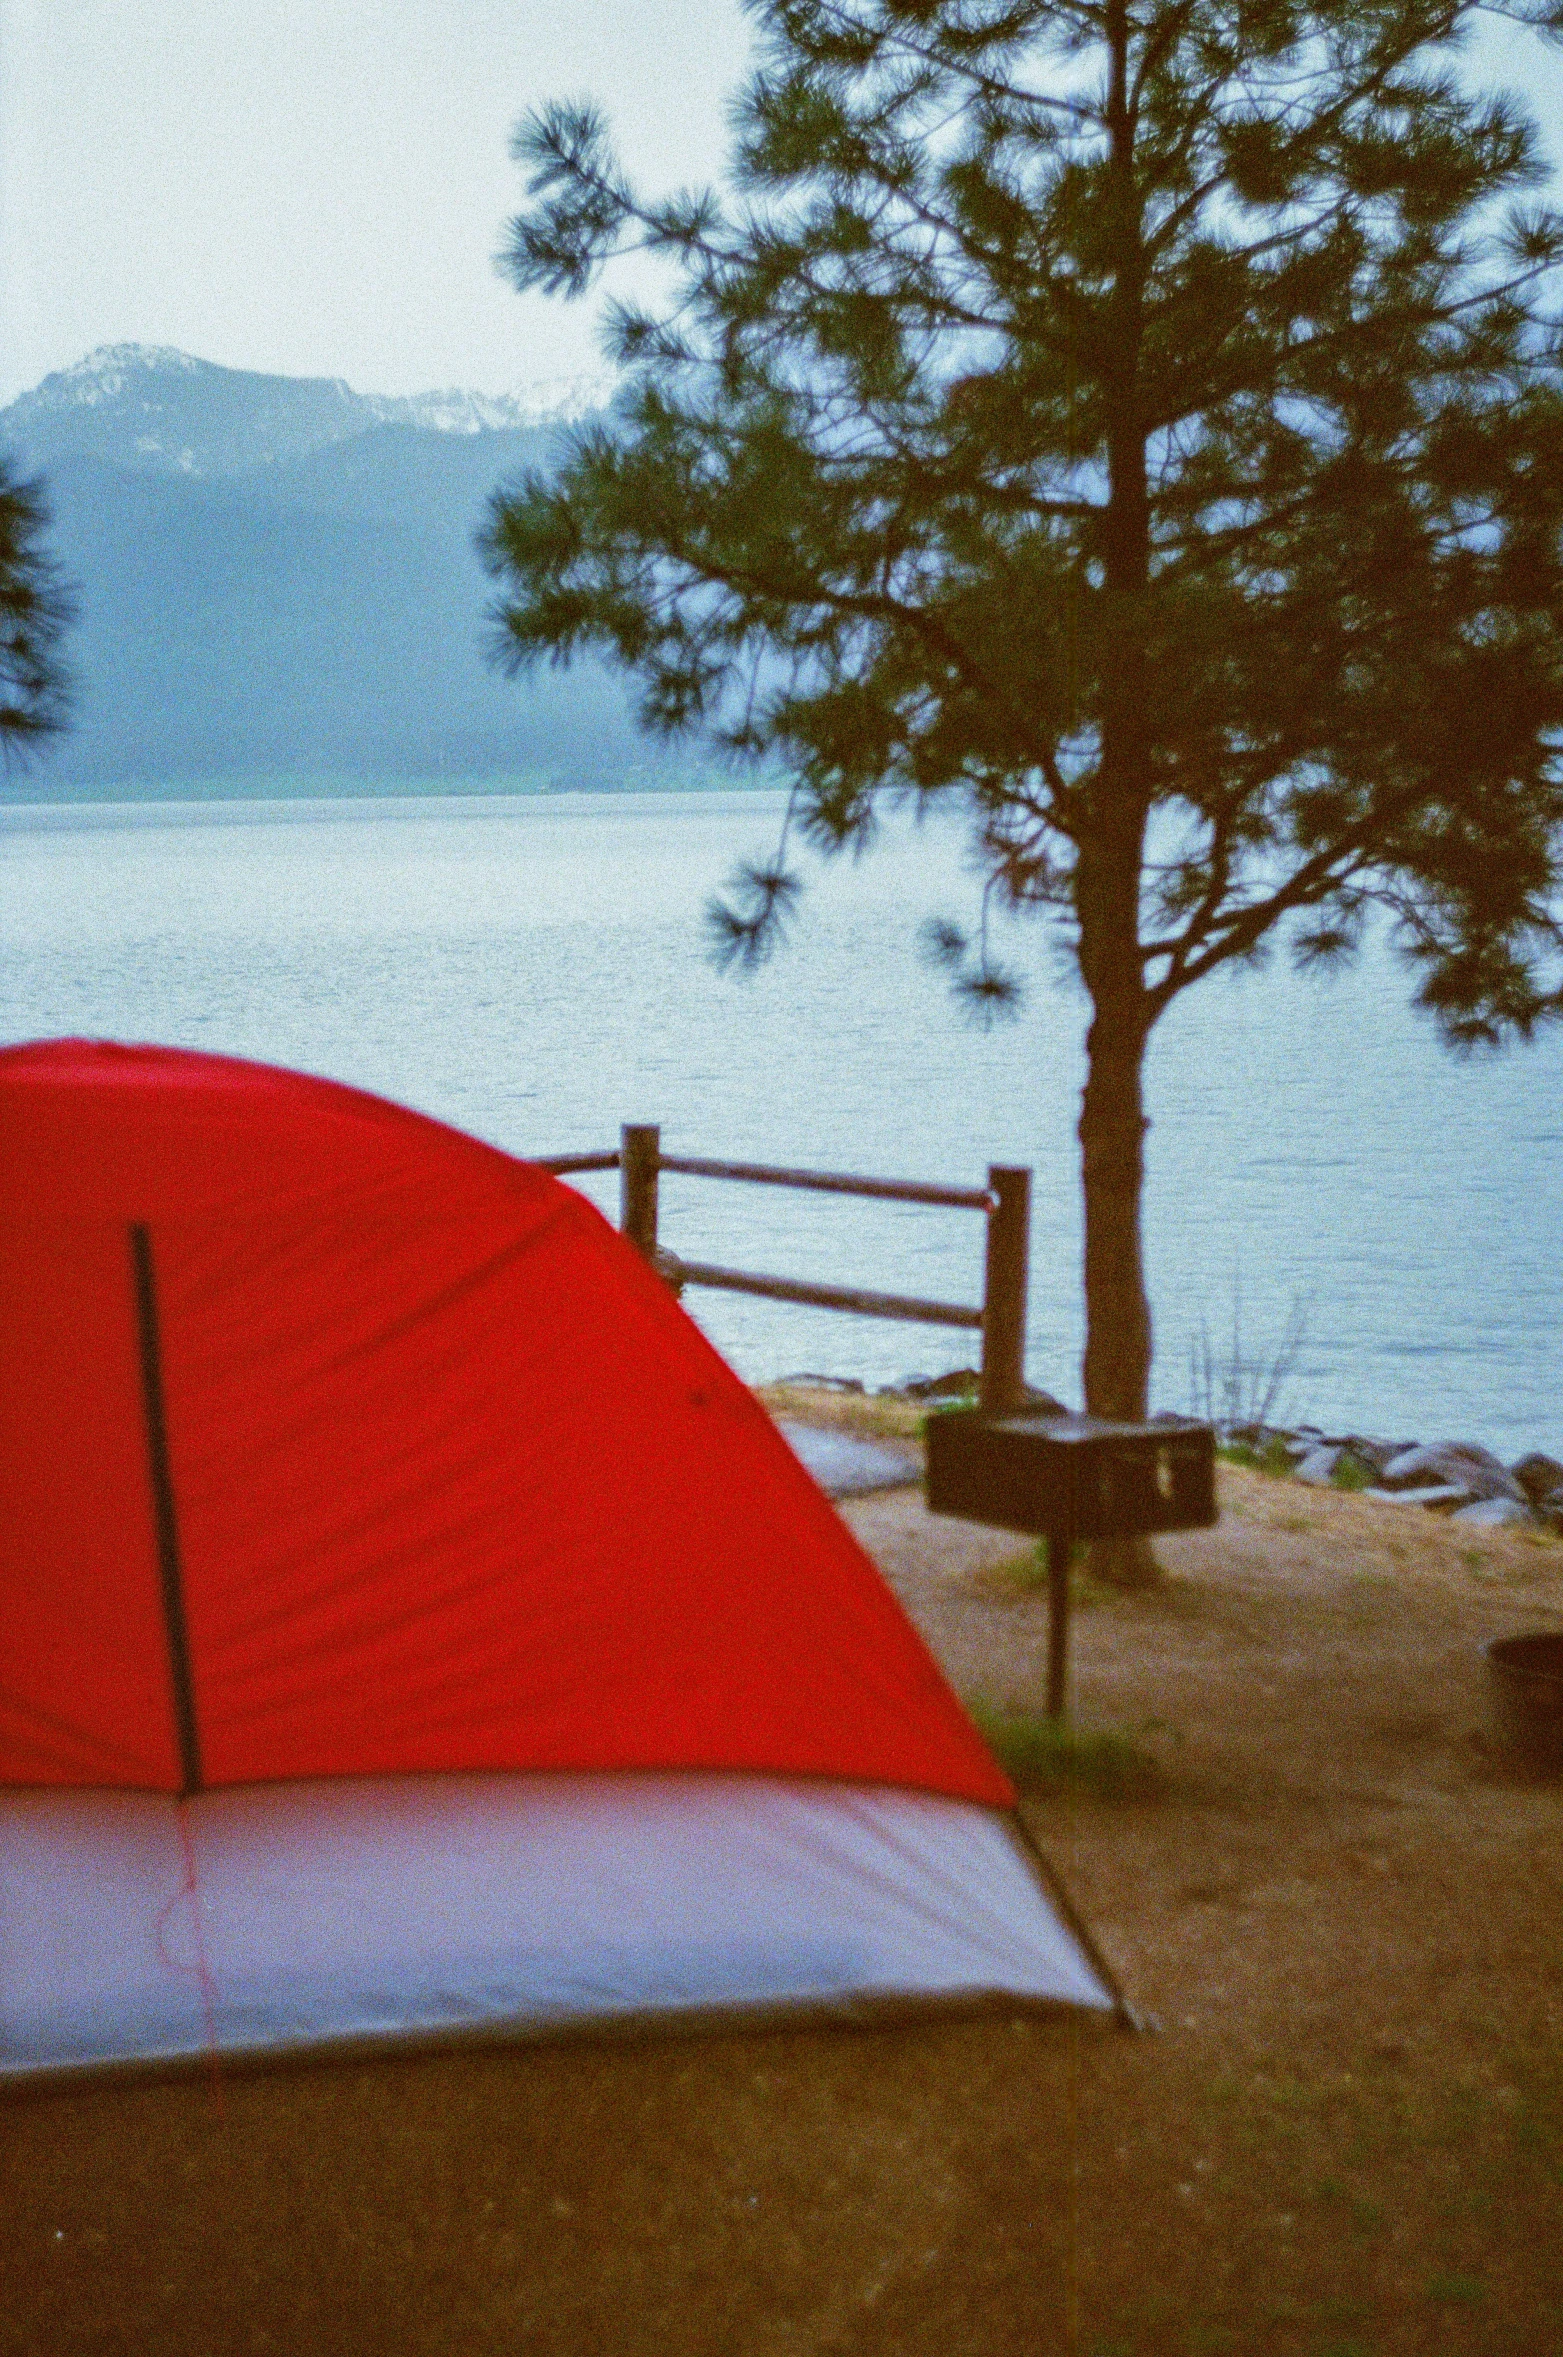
xmin=980 ymin=1165 xmax=1030 ymax=1414
xmin=620 ymin=1124 xmax=661 ymax=1262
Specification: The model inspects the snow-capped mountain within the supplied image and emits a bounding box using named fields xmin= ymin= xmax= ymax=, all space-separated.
xmin=0 ymin=347 xmax=707 ymax=795
xmin=384 ymin=377 xmax=609 ymax=438
xmin=0 ymin=345 xmax=611 ymax=479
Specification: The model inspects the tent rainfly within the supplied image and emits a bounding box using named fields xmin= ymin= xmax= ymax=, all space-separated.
xmin=1 ymin=1040 xmax=1119 ymax=2082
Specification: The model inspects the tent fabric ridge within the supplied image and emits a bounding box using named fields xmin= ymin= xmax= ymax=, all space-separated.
xmin=307 ymin=1201 xmax=574 ymax=1383
xmin=198 ymin=1479 xmax=525 ymax=1658
xmin=0 ymin=1687 xmax=158 ymax=1783
xmin=129 ymin=1223 xmax=203 ymax=1798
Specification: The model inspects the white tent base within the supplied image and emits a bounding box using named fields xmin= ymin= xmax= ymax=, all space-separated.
xmin=1 ymin=1773 xmax=1115 ymax=2082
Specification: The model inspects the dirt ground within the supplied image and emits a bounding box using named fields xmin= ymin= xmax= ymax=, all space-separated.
xmin=4 ymin=1395 xmax=1561 ymax=2357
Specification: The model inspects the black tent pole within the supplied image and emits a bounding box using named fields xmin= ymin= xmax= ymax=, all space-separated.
xmin=129 ymin=1223 xmax=203 ymax=1798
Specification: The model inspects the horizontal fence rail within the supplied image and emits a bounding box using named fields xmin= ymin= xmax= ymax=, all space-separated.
xmin=657 ymin=1154 xmax=994 ymax=1212
xmin=655 ymin=1254 xmax=986 ymax=1330
xmin=538 ymin=1150 xmax=622 ymax=1176
xmin=535 ymin=1123 xmax=1030 ymax=1413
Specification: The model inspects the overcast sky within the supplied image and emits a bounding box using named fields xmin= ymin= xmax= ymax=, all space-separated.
xmin=3 ymin=0 xmax=1562 ymax=409
xmin=0 ymin=0 xmax=754 ymax=405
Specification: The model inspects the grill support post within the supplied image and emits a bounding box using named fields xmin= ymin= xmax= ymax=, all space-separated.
xmin=1045 ymin=1531 xmax=1070 ymax=1721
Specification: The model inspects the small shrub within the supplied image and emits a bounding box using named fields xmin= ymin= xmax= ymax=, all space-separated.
xmin=1331 ymin=1456 xmax=1375 ymax=1492
xmin=1188 ymin=1289 xmax=1312 ymax=1431
xmin=1218 ymin=1437 xmax=1295 ymax=1478
xmin=968 ymin=1705 xmax=1164 ymax=1799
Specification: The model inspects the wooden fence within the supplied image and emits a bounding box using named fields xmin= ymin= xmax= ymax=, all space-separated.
xmin=541 ymin=1124 xmax=1031 ymax=1414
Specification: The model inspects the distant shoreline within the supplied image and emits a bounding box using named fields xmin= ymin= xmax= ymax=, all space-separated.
xmin=0 ymin=783 xmax=792 ymax=829
xmin=0 ymin=774 xmax=778 ymax=809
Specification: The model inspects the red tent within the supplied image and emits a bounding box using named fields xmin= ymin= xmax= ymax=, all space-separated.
xmin=1 ymin=1041 xmax=1115 ymax=2078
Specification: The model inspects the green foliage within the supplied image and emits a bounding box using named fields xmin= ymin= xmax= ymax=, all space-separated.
xmin=983 ymin=1539 xmax=1106 ymax=1600
xmin=1331 ymin=1455 xmax=1376 ymax=1492
xmin=1218 ymin=1435 xmax=1296 ymax=1477
xmin=488 ymin=0 xmax=1563 ymax=1045
xmin=0 ymin=455 xmax=73 ymax=762
xmin=486 ymin=0 xmax=1563 ymax=1420
xmin=967 ymin=1703 xmax=1164 ymax=1798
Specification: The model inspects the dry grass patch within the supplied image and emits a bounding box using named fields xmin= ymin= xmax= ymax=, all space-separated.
xmin=754 ymin=1378 xmax=931 ymax=1444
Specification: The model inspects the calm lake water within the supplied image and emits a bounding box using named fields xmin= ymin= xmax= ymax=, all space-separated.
xmin=2 ymin=790 xmax=1558 ymax=1460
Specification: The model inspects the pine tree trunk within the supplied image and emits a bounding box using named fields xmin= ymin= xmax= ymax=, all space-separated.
xmin=1078 ymin=985 xmax=1162 ymax=1590
xmin=1074 ymin=824 xmax=1161 ymax=1587
xmin=1079 ymin=991 xmax=1152 ymax=1422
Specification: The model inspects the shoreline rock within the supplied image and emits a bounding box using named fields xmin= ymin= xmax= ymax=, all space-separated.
xmin=1213 ymin=1418 xmax=1563 ymax=1533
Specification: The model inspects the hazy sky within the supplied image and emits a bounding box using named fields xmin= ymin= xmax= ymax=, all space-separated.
xmin=3 ymin=0 xmax=1562 ymax=408
xmin=0 ymin=0 xmax=754 ymax=404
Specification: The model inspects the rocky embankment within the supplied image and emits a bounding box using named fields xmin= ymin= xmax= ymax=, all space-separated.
xmin=1216 ymin=1426 xmax=1563 ymax=1534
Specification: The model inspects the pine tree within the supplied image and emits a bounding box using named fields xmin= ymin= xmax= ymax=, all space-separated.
xmin=0 ymin=456 xmax=74 ymax=761
xmin=486 ymin=0 xmax=1563 ymax=1557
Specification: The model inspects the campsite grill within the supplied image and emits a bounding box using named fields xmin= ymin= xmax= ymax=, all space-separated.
xmin=926 ymin=1411 xmax=1217 ymax=1718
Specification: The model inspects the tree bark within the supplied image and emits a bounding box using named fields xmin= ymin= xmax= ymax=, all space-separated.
xmin=1078 ymin=985 xmax=1152 ymax=1423
xmin=1077 ymin=974 xmax=1162 ymax=1590
xmin=1073 ymin=779 xmax=1160 ymax=1586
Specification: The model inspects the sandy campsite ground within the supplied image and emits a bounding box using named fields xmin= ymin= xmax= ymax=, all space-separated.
xmin=4 ymin=1387 xmax=1561 ymax=2357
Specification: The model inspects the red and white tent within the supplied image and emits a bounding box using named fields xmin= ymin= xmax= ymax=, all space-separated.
xmin=1 ymin=1040 xmax=1115 ymax=2080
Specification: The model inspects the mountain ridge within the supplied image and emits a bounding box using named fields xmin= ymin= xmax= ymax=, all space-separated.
xmin=1 ymin=342 xmax=609 ymax=481
xmin=0 ymin=346 xmax=709 ymax=796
